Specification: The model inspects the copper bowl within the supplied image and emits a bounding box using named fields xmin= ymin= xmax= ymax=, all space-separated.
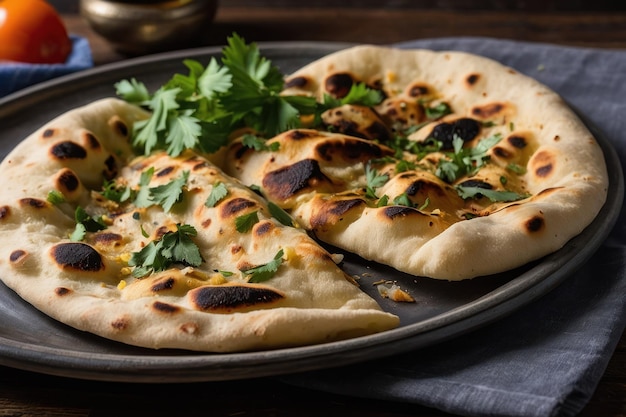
xmin=80 ymin=0 xmax=219 ymax=54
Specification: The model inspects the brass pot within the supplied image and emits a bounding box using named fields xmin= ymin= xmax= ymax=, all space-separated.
xmin=80 ymin=0 xmax=219 ymax=54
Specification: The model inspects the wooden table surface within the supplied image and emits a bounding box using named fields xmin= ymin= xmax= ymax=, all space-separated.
xmin=1 ymin=3 xmax=625 ymax=417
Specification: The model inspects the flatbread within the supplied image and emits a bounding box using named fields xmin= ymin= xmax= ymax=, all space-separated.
xmin=0 ymin=98 xmax=398 ymax=352
xmin=221 ymin=45 xmax=608 ymax=280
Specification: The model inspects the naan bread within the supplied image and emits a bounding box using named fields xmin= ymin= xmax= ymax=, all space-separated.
xmin=0 ymin=98 xmax=398 ymax=352
xmin=221 ymin=45 xmax=609 ymax=280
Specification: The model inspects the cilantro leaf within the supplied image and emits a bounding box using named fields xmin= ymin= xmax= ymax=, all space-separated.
xmin=114 ymin=78 xmax=150 ymax=104
xmin=134 ymin=167 xmax=155 ymax=208
xmin=165 ymin=112 xmax=202 ymax=156
xmin=322 ymin=82 xmax=384 ymax=109
xmin=456 ymin=186 xmax=526 ymax=202
xmin=393 ymin=193 xmax=414 ymax=207
xmin=235 ymin=211 xmax=259 ymax=233
xmin=268 ymin=202 xmax=295 ymax=227
xmin=242 ymin=249 xmax=284 ymax=283
xmin=70 ymin=206 xmax=107 ymax=241
xmin=101 ymin=180 xmax=134 ymax=203
xmin=242 ymin=134 xmax=280 ymax=152
xmin=198 ymin=57 xmax=233 ymax=99
xmin=149 ymin=171 xmax=189 ymax=212
xmin=132 ymin=88 xmax=180 ymax=154
xmin=129 ymin=224 xmax=202 ymax=277
xmin=47 ymin=190 xmax=65 ymax=205
xmin=205 ymin=182 xmax=229 ymax=207
xmin=365 ymin=164 xmax=389 ymax=199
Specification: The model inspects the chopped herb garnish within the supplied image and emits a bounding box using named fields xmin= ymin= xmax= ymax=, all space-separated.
xmin=129 ymin=224 xmax=202 ymax=278
xmin=506 ymin=163 xmax=527 ymax=175
xmin=456 ymin=186 xmax=526 ymax=202
xmin=322 ymin=82 xmax=384 ymax=109
xmin=205 ymin=182 xmax=228 ymax=207
xmin=47 ymin=190 xmax=65 ymax=205
xmin=424 ymin=102 xmax=452 ymax=120
xmin=148 ymin=170 xmax=189 ymax=212
xmin=242 ymin=134 xmax=280 ymax=152
xmin=101 ymin=179 xmax=134 ymax=203
xmin=242 ymin=249 xmax=284 ymax=283
xmin=268 ymin=201 xmax=295 ymax=227
xmin=235 ymin=210 xmax=260 ymax=233
xmin=393 ymin=193 xmax=414 ymax=207
xmin=365 ymin=164 xmax=389 ymax=199
xmin=70 ymin=206 xmax=107 ymax=241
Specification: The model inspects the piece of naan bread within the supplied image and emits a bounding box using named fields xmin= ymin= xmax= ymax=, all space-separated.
xmin=0 ymin=98 xmax=398 ymax=352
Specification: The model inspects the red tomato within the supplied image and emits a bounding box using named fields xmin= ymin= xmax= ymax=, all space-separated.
xmin=0 ymin=0 xmax=71 ymax=64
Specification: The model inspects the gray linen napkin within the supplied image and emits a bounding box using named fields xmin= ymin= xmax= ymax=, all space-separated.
xmin=280 ymin=38 xmax=626 ymax=417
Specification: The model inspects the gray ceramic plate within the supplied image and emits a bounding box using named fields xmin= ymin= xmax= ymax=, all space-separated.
xmin=0 ymin=43 xmax=623 ymax=383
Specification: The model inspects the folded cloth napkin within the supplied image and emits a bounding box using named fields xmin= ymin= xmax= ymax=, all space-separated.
xmin=280 ymin=37 xmax=626 ymax=417
xmin=0 ymin=35 xmax=93 ymax=97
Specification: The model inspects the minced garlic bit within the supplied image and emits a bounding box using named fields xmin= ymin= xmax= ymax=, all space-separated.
xmin=117 ymin=280 xmax=127 ymax=290
xmin=376 ymin=282 xmax=415 ymax=303
xmin=120 ymin=267 xmax=132 ymax=276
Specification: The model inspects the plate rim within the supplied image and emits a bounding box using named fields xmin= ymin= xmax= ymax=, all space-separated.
xmin=0 ymin=41 xmax=623 ymax=383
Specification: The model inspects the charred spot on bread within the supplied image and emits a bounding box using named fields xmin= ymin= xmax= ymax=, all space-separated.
xmin=55 ymin=168 xmax=81 ymax=193
xmin=0 ymin=206 xmax=10 ymax=220
xmin=151 ymin=277 xmax=176 ymax=293
xmin=430 ymin=118 xmax=481 ymax=150
xmin=90 ymin=232 xmax=123 ymax=247
xmin=254 ymin=221 xmax=274 ymax=236
xmin=50 ymin=141 xmax=88 ymax=160
xmin=103 ymin=155 xmax=118 ymax=179
xmin=287 ymin=130 xmax=319 ymax=141
xmin=263 ymin=159 xmax=333 ymax=200
xmin=525 ymin=214 xmax=545 ymax=233
xmin=51 ymin=243 xmax=104 ymax=272
xmin=471 ymin=102 xmax=508 ymax=119
xmin=19 ymin=198 xmax=48 ymax=209
xmin=54 ymin=287 xmax=72 ymax=296
xmin=314 ymin=137 xmax=388 ymax=162
xmin=284 ymin=75 xmax=310 ymax=89
xmin=508 ymin=135 xmax=528 ymax=149
xmin=109 ymin=117 xmax=129 ymax=137
xmin=466 ymin=73 xmax=481 ymax=86
xmin=220 ymin=198 xmax=257 ymax=218
xmin=189 ymin=285 xmax=284 ymax=313
xmin=9 ymin=250 xmax=27 ymax=263
xmin=156 ymin=166 xmax=176 ymax=177
xmin=111 ymin=317 xmax=129 ymax=331
xmin=42 ymin=128 xmax=56 ymax=138
xmin=83 ymin=132 xmax=101 ymax=150
xmin=382 ymin=205 xmax=420 ymax=219
xmin=324 ymin=72 xmax=354 ymax=98
xmin=530 ymin=150 xmax=556 ymax=178
xmin=406 ymin=83 xmax=430 ymax=97
xmin=152 ymin=301 xmax=181 ymax=314
xmin=310 ymin=198 xmax=366 ymax=229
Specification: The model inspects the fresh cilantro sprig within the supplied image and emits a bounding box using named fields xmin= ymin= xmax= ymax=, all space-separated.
xmin=436 ymin=133 xmax=502 ymax=183
xmin=205 ymin=182 xmax=229 ymax=207
xmin=456 ymin=186 xmax=526 ymax=202
xmin=129 ymin=224 xmax=202 ymax=278
xmin=242 ymin=249 xmax=284 ymax=283
xmin=133 ymin=169 xmax=188 ymax=212
xmin=70 ymin=206 xmax=107 ymax=241
xmin=321 ymin=82 xmax=384 ymax=109
xmin=365 ymin=164 xmax=389 ymax=199
xmin=235 ymin=211 xmax=260 ymax=233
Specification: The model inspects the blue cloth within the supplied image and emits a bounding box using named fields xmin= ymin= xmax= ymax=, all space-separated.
xmin=281 ymin=38 xmax=626 ymax=417
xmin=0 ymin=35 xmax=92 ymax=97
